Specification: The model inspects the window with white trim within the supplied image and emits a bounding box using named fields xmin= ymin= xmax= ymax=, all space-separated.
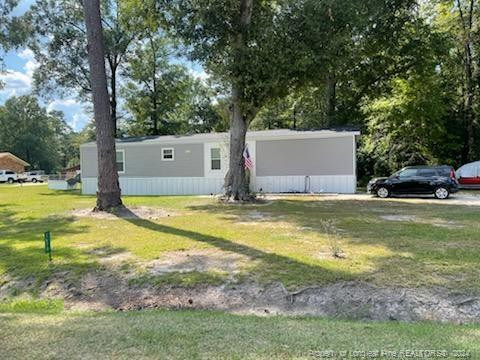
xmin=211 ymin=148 xmax=221 ymax=170
xmin=162 ymin=148 xmax=174 ymax=161
xmin=116 ymin=150 xmax=125 ymax=173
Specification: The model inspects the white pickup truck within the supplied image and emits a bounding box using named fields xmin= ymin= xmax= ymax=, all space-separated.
xmin=24 ymin=170 xmax=46 ymax=183
xmin=0 ymin=170 xmax=19 ymax=183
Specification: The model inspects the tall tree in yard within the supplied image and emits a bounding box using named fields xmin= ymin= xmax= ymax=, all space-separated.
xmin=161 ymin=0 xmax=324 ymax=200
xmin=83 ymin=0 xmax=122 ymax=211
xmin=456 ymin=0 xmax=476 ymax=162
xmin=28 ymin=0 xmax=142 ymax=136
xmin=160 ymin=0 xmax=415 ymax=200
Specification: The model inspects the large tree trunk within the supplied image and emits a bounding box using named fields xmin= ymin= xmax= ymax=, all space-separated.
xmin=150 ymin=34 xmax=159 ymax=136
xmin=458 ymin=0 xmax=476 ymax=163
xmin=224 ymin=0 xmax=254 ymax=201
xmin=224 ymin=88 xmax=252 ymax=200
xmin=324 ymin=72 xmax=336 ymax=126
xmin=83 ymin=0 xmax=122 ymax=211
xmin=110 ymin=66 xmax=118 ymax=138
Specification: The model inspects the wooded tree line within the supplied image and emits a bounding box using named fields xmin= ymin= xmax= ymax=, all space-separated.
xmin=1 ymin=0 xmax=479 ymax=188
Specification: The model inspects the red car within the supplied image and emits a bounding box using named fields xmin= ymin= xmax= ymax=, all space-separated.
xmin=457 ymin=161 xmax=480 ymax=188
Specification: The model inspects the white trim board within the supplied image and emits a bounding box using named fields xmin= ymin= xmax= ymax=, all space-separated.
xmin=81 ymin=130 xmax=360 ymax=148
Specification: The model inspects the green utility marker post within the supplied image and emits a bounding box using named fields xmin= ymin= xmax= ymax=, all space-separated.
xmin=44 ymin=231 xmax=52 ymax=261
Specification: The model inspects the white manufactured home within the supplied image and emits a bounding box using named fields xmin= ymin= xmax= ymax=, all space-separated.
xmin=80 ymin=129 xmax=360 ymax=195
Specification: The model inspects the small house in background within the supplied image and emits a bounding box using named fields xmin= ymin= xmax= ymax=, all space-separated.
xmin=60 ymin=164 xmax=81 ymax=179
xmin=0 ymin=152 xmax=29 ymax=173
xmin=80 ymin=129 xmax=360 ymax=196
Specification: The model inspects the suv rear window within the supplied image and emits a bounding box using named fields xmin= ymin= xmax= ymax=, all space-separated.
xmin=437 ymin=168 xmax=452 ymax=177
xmin=5 ymin=171 xmax=14 ymax=175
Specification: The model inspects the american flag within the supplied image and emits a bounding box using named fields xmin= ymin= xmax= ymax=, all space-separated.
xmin=243 ymin=146 xmax=254 ymax=171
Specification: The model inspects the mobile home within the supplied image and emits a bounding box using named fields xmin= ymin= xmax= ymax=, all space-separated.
xmin=80 ymin=129 xmax=359 ymax=195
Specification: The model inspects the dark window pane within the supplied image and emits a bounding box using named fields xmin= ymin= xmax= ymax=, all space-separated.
xmin=163 ymin=149 xmax=174 ymax=160
xmin=211 ymin=159 xmax=221 ymax=170
xmin=418 ymin=170 xmax=436 ymax=177
xmin=399 ymin=169 xmax=417 ymax=178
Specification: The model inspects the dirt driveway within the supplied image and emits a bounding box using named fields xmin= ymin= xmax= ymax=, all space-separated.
xmin=267 ymin=191 xmax=480 ymax=206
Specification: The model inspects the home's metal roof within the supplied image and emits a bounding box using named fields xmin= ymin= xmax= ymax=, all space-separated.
xmin=0 ymin=152 xmax=30 ymax=166
xmin=81 ymin=128 xmax=360 ymax=147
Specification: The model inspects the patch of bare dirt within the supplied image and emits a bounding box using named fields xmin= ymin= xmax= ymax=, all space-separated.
xmin=229 ymin=210 xmax=290 ymax=228
xmin=381 ymin=215 xmax=418 ymax=222
xmin=266 ymin=193 xmax=480 ymax=206
xmin=146 ymin=249 xmax=249 ymax=275
xmin=48 ymin=271 xmax=480 ymax=323
xmin=380 ymin=215 xmax=465 ymax=229
xmin=3 ymin=267 xmax=479 ymax=323
xmin=71 ymin=206 xmax=176 ymax=220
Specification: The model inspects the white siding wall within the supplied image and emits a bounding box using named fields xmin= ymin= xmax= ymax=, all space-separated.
xmin=48 ymin=180 xmax=78 ymax=191
xmin=82 ymin=177 xmax=224 ymax=195
xmin=82 ymin=175 xmax=355 ymax=195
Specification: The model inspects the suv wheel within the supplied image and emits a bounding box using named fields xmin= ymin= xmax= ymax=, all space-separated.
xmin=377 ymin=187 xmax=390 ymax=198
xmin=7 ymin=178 xmax=14 ymax=184
xmin=434 ymin=187 xmax=449 ymax=200
xmin=32 ymin=178 xmax=37 ymax=183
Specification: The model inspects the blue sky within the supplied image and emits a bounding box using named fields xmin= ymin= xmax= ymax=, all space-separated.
xmin=0 ymin=0 xmax=91 ymax=131
xmin=0 ymin=0 xmax=208 ymax=132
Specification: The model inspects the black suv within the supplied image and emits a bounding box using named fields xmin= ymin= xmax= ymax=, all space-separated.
xmin=367 ymin=166 xmax=459 ymax=199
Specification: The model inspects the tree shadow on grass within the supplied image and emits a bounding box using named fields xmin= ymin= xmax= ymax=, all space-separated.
xmin=186 ymin=198 xmax=480 ymax=289
xmin=119 ymin=208 xmax=355 ymax=289
xmin=0 ymin=206 xmax=103 ymax=296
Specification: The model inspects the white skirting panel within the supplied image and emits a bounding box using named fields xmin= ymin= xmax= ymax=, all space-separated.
xmin=254 ymin=175 xmax=356 ymax=194
xmin=82 ymin=175 xmax=356 ymax=195
xmin=48 ymin=180 xmax=78 ymax=191
xmin=81 ymin=177 xmax=224 ymax=195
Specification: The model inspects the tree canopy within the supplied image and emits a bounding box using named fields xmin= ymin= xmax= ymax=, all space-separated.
xmin=0 ymin=95 xmax=76 ymax=172
xmin=0 ymin=0 xmax=479 ymax=186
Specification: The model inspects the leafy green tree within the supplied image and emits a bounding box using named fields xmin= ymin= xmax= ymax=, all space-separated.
xmin=27 ymin=0 xmax=143 ymax=135
xmin=159 ymin=0 xmax=431 ymax=199
xmin=435 ymin=0 xmax=479 ymax=162
xmin=160 ymin=0 xmax=351 ymax=199
xmin=0 ymin=0 xmax=17 ymax=68
xmin=0 ymin=0 xmax=28 ymax=80
xmin=121 ymin=34 xmax=222 ymax=136
xmin=0 ymin=95 xmax=73 ymax=172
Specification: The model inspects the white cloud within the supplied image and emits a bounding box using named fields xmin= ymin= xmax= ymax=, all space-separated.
xmin=189 ymin=68 xmax=210 ymax=83
xmin=18 ymin=48 xmax=38 ymax=78
xmin=47 ymin=98 xmax=91 ymax=131
xmin=0 ymin=47 xmax=90 ymax=131
xmin=71 ymin=113 xmax=90 ymax=131
xmin=18 ymin=48 xmax=34 ymax=60
xmin=0 ymin=70 xmax=32 ymax=98
xmin=47 ymin=98 xmax=78 ymax=112
xmin=0 ymin=47 xmax=38 ymax=98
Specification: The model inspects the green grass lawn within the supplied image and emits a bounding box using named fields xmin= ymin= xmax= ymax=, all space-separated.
xmin=1 ymin=184 xmax=480 ymax=292
xmin=1 ymin=304 xmax=479 ymax=359
xmin=2 ymin=185 xmax=480 ymax=358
